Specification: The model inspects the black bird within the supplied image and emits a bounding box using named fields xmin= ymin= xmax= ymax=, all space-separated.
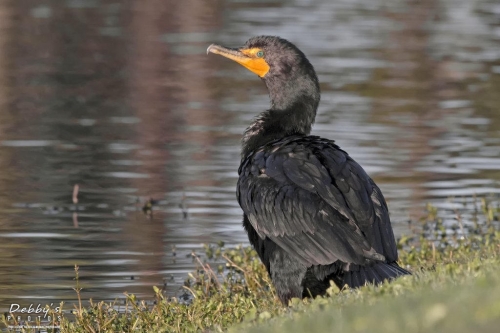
xmin=207 ymin=36 xmax=410 ymax=305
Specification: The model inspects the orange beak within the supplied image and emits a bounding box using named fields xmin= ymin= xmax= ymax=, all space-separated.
xmin=207 ymin=44 xmax=270 ymax=77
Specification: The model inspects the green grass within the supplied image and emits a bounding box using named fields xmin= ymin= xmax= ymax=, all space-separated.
xmin=237 ymin=261 xmax=500 ymax=333
xmin=2 ymin=199 xmax=500 ymax=332
xmin=235 ymin=237 xmax=500 ymax=333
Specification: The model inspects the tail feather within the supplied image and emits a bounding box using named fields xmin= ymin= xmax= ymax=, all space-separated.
xmin=373 ymin=262 xmax=395 ymax=278
xmin=354 ymin=269 xmax=365 ymax=286
xmin=371 ymin=265 xmax=384 ymax=281
xmin=389 ymin=262 xmax=411 ymax=275
xmin=343 ymin=271 xmax=353 ymax=287
xmin=343 ymin=262 xmax=410 ymax=289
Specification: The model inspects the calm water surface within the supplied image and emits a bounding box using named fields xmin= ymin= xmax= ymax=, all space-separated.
xmin=0 ymin=0 xmax=499 ymax=309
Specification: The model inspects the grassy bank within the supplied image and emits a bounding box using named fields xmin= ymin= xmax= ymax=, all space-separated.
xmin=235 ymin=239 xmax=500 ymax=333
xmin=3 ymin=201 xmax=500 ymax=332
xmin=237 ymin=261 xmax=500 ymax=333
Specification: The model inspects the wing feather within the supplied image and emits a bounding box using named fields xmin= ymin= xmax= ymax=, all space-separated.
xmin=237 ymin=136 xmax=395 ymax=267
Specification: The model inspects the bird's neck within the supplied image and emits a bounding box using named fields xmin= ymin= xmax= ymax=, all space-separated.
xmin=241 ymin=88 xmax=320 ymax=158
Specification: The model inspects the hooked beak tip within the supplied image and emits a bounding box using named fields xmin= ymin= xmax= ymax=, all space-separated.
xmin=206 ymin=44 xmax=215 ymax=55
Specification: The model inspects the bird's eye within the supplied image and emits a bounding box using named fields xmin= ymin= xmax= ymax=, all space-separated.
xmin=256 ymin=50 xmax=264 ymax=58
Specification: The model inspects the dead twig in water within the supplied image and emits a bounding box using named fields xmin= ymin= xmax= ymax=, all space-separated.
xmin=72 ymin=184 xmax=79 ymax=204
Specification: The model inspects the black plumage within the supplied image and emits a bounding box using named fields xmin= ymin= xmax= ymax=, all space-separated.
xmin=208 ymin=36 xmax=410 ymax=305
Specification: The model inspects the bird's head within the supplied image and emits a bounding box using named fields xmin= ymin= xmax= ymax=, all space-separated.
xmin=207 ymin=36 xmax=320 ymax=110
xmin=207 ymin=36 xmax=315 ymax=79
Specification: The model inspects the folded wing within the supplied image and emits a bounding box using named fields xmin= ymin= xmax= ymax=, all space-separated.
xmin=237 ymin=137 xmax=397 ymax=268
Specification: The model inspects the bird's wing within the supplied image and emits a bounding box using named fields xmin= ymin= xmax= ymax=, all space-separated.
xmin=317 ymin=144 xmax=398 ymax=262
xmin=237 ymin=138 xmax=394 ymax=267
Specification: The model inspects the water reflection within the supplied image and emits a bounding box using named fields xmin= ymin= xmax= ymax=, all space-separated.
xmin=0 ymin=0 xmax=499 ymax=310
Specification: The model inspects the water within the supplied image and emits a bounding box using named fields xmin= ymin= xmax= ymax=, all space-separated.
xmin=0 ymin=0 xmax=499 ymax=310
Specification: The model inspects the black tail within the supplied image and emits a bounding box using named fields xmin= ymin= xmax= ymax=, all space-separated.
xmin=342 ymin=262 xmax=411 ymax=289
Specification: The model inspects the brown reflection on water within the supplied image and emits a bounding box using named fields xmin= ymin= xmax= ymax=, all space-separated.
xmin=0 ymin=1 xmax=12 ymax=176
xmin=0 ymin=0 xmax=42 ymax=301
xmin=121 ymin=0 xmax=227 ymax=295
xmin=125 ymin=0 xmax=172 ymax=296
xmin=366 ymin=0 xmax=445 ymax=217
xmin=0 ymin=0 xmax=23 ymax=304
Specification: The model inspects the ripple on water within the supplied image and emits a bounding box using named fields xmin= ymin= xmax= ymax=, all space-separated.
xmin=1 ymin=140 xmax=59 ymax=147
xmin=0 ymin=233 xmax=69 ymax=238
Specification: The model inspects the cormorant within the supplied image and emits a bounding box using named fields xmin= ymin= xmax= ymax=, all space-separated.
xmin=207 ymin=36 xmax=410 ymax=305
